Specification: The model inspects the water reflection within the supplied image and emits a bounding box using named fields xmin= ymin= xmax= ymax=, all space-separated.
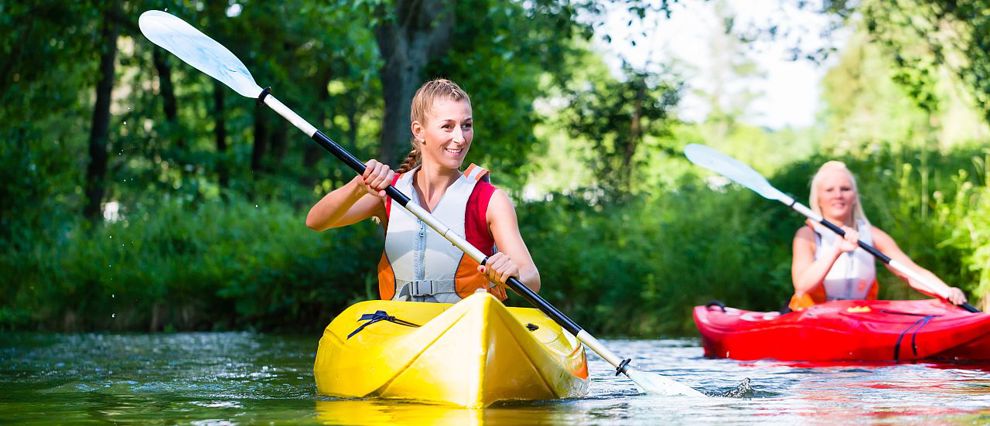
xmin=316 ymin=399 xmax=465 ymax=426
xmin=1 ymin=333 xmax=988 ymax=424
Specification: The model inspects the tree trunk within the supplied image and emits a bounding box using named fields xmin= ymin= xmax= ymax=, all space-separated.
xmin=622 ymin=82 xmax=645 ymax=190
xmin=213 ymin=80 xmax=228 ymax=188
xmin=303 ymin=67 xmax=333 ymax=169
xmin=152 ymin=48 xmax=177 ymax=121
xmin=152 ymin=47 xmax=185 ymax=148
xmin=84 ymin=2 xmax=120 ymax=221
xmin=252 ymin=103 xmax=269 ymax=173
xmin=270 ymin=121 xmax=288 ymax=168
xmin=375 ymin=0 xmax=455 ymax=166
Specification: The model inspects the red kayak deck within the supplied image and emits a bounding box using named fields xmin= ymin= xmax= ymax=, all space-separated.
xmin=694 ymin=299 xmax=990 ymax=362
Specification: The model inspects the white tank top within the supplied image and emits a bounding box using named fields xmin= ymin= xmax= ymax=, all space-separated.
xmin=814 ymin=220 xmax=876 ymax=301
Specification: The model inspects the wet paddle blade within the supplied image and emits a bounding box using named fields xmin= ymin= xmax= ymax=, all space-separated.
xmin=139 ymin=10 xmax=262 ymax=98
xmin=684 ymin=144 xmax=788 ymax=202
xmin=625 ymin=367 xmax=706 ymax=397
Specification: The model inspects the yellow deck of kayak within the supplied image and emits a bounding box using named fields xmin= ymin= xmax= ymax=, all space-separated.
xmin=314 ymin=291 xmax=589 ymax=408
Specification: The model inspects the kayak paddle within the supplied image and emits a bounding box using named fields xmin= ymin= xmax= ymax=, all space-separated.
xmin=139 ymin=10 xmax=705 ymax=397
xmin=684 ymin=143 xmax=980 ymax=313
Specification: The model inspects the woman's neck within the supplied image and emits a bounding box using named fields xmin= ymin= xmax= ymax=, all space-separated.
xmin=824 ymin=213 xmax=855 ymax=228
xmin=414 ymin=163 xmax=461 ymax=208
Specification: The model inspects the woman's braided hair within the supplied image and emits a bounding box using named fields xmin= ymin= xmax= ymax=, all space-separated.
xmin=397 ymin=79 xmax=471 ymax=173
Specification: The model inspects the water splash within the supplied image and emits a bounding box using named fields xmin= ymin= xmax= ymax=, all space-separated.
xmin=708 ymin=377 xmax=753 ymax=398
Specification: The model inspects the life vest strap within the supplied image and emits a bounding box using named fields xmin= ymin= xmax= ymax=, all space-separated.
xmin=395 ymin=279 xmax=457 ymax=298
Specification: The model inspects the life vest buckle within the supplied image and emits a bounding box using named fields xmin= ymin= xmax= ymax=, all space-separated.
xmin=399 ymin=279 xmax=457 ymax=297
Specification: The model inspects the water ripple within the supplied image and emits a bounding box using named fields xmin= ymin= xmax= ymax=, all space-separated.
xmin=1 ymin=333 xmax=988 ymax=424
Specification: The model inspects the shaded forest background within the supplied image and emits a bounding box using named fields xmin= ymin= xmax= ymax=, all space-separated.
xmin=2 ymin=0 xmax=989 ymax=336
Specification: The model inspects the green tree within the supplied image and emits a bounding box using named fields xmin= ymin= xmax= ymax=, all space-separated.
xmin=561 ymin=65 xmax=681 ymax=198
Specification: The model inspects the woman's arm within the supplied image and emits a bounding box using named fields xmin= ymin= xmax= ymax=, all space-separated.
xmin=305 ymin=160 xmax=393 ymax=231
xmin=871 ymin=227 xmax=967 ymax=304
xmin=482 ymin=189 xmax=541 ymax=293
xmin=791 ymin=224 xmax=856 ymax=296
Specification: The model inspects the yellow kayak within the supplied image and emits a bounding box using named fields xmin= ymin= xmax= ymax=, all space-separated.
xmin=314 ymin=291 xmax=589 ymax=408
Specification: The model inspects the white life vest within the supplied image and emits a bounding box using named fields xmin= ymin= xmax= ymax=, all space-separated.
xmin=814 ymin=220 xmax=877 ymax=301
xmin=377 ymin=165 xmax=499 ymax=303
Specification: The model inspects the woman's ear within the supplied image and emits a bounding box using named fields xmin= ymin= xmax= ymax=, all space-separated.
xmin=411 ymin=120 xmax=424 ymax=144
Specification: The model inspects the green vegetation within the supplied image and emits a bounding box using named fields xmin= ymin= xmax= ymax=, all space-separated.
xmin=2 ymin=1 xmax=989 ymax=335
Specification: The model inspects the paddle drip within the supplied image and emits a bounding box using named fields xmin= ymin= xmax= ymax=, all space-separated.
xmin=708 ymin=378 xmax=754 ymax=398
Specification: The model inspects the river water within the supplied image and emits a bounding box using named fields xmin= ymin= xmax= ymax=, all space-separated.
xmin=1 ymin=332 xmax=988 ymax=424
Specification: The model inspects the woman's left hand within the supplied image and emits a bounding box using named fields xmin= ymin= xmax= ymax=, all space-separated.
xmin=946 ymin=286 xmax=968 ymax=305
xmin=478 ymin=252 xmax=519 ymax=287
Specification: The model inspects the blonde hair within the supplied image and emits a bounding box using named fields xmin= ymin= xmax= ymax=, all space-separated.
xmin=809 ymin=161 xmax=870 ymax=225
xmin=397 ymin=79 xmax=472 ymax=173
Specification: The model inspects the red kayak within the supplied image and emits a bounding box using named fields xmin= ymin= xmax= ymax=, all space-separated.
xmin=694 ymin=299 xmax=990 ymax=362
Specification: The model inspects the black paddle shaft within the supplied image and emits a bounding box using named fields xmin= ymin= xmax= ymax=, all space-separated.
xmin=819 ymin=219 xmax=980 ymax=313
xmin=308 ymin=130 xmax=586 ymax=334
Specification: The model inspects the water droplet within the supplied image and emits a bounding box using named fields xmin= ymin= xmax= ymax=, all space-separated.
xmin=108 ymin=264 xmax=112 ymax=268
xmin=255 ymin=204 xmax=259 ymax=208
xmin=111 ymin=294 xmax=115 ymax=298
xmin=122 ymin=121 xmax=127 ymax=126
xmin=109 ymin=235 xmax=113 ymax=239
xmin=111 ymin=313 xmax=116 ymax=318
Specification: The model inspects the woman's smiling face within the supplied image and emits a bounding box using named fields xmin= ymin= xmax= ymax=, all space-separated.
xmin=415 ymin=97 xmax=474 ymax=171
xmin=816 ymin=167 xmax=857 ymax=222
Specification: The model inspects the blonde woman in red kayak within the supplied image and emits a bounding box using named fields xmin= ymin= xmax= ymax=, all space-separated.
xmin=306 ymin=79 xmax=539 ymax=303
xmin=789 ymin=161 xmax=967 ymax=311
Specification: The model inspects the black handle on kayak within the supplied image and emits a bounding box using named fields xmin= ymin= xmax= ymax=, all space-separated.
xmin=820 ymin=218 xmax=981 ymax=313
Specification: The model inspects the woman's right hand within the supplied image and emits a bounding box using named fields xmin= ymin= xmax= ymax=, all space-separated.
xmin=837 ymin=226 xmax=859 ymax=253
xmin=359 ymin=159 xmax=396 ymax=199
xmin=946 ymin=286 xmax=968 ymax=305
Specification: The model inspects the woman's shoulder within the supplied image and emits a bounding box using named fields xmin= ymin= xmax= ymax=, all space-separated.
xmin=794 ymin=223 xmax=816 ymax=239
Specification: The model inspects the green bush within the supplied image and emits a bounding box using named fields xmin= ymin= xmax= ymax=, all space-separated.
xmin=0 ymin=195 xmax=380 ymax=332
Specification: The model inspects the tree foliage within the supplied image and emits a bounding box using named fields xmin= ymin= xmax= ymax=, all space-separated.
xmin=0 ymin=0 xmax=689 ymax=331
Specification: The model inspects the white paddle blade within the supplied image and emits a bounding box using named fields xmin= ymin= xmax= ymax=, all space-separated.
xmin=139 ymin=10 xmax=262 ymax=98
xmin=684 ymin=144 xmax=787 ymax=202
xmin=625 ymin=367 xmax=705 ymax=397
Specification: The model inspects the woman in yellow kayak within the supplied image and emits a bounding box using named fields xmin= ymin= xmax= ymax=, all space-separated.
xmin=789 ymin=161 xmax=968 ymax=311
xmin=306 ymin=78 xmax=540 ymax=303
